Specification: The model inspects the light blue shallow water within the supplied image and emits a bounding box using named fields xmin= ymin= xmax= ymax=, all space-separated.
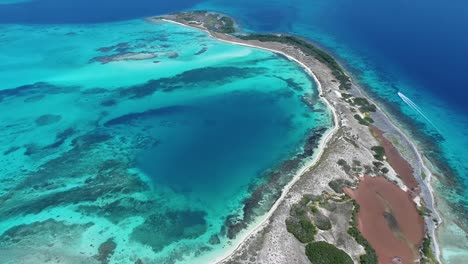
xmin=0 ymin=0 xmax=466 ymax=262
xmin=0 ymin=20 xmax=331 ymax=263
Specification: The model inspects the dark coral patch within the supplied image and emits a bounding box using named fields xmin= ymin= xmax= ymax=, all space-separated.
xmin=43 ymin=128 xmax=75 ymax=149
xmin=81 ymin=88 xmax=109 ymax=95
xmin=35 ymin=114 xmax=62 ymax=126
xmin=131 ymin=210 xmax=207 ymax=252
xmin=103 ymin=106 xmax=192 ymax=127
xmin=1 ymin=162 xmax=148 ymax=218
xmin=100 ymin=99 xmax=117 ymax=107
xmin=0 ymin=219 xmax=94 ymax=246
xmin=90 ymin=52 xmax=157 ymax=64
xmin=194 ymin=47 xmax=207 ymax=55
xmin=78 ymin=197 xmax=160 ymax=224
xmin=167 ymin=52 xmax=179 ymax=58
xmin=0 ymin=82 xmax=77 ymax=102
xmin=97 ymin=42 xmax=130 ymax=53
xmin=95 ymin=238 xmax=117 ymax=264
xmin=118 ymin=66 xmax=265 ymax=99
xmin=2 ymin=132 xmax=114 ymax=202
xmin=276 ymin=76 xmax=306 ymax=92
xmin=3 ymin=146 xmax=20 ymax=156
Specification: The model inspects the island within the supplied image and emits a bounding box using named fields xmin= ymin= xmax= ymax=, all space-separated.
xmin=151 ymin=11 xmax=441 ymax=264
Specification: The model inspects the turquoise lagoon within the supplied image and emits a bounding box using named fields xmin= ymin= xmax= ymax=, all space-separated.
xmin=0 ymin=20 xmax=331 ymax=263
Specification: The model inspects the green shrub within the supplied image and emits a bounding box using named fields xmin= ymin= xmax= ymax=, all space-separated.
xmin=300 ymin=194 xmax=313 ymax=206
xmin=341 ymin=93 xmax=352 ymax=99
xmin=352 ymin=97 xmax=377 ymax=113
xmin=354 ymin=114 xmax=374 ymax=126
xmin=337 ymin=159 xmax=351 ymax=174
xmin=328 ymin=179 xmax=352 ymax=194
xmin=311 ymin=205 xmax=319 ymax=214
xmin=417 ymin=206 xmax=432 ymax=217
xmin=286 ymin=217 xmax=317 ymax=243
xmin=371 ymin=146 xmax=385 ymax=161
xmin=305 ymin=241 xmax=353 ymax=264
xmin=286 ymin=194 xmax=319 ymax=243
xmin=219 ymin=16 xmax=235 ymax=33
xmin=315 ymin=213 xmax=332 ymax=230
xmin=421 ymin=237 xmax=439 ymax=264
xmin=348 ymin=202 xmax=378 ymax=264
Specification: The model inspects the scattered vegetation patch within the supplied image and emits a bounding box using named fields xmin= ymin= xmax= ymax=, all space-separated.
xmin=417 ymin=205 xmax=432 ymax=217
xmin=239 ymin=34 xmax=351 ymax=90
xmin=314 ymin=212 xmax=332 ymax=230
xmin=337 ymin=159 xmax=351 ymax=174
xmin=348 ymin=201 xmax=378 ymax=264
xmin=311 ymin=205 xmax=319 ymax=214
xmin=170 ymin=11 xmax=236 ymax=34
xmin=421 ymin=171 xmax=427 ymax=180
xmin=421 ymin=237 xmax=439 ymax=264
xmin=371 ymin=146 xmax=385 ymax=161
xmin=351 ymin=97 xmax=377 ymax=113
xmin=354 ymin=114 xmax=374 ymax=126
xmin=219 ymin=16 xmax=235 ymax=33
xmin=286 ymin=217 xmax=317 ymax=243
xmin=286 ymin=195 xmax=317 ymax=243
xmin=305 ymin=241 xmax=353 ymax=264
xmin=341 ymin=93 xmax=353 ymax=100
xmin=372 ymin=161 xmax=383 ymax=168
xmin=363 ymin=165 xmax=373 ymax=175
xmin=328 ymin=179 xmax=353 ymax=194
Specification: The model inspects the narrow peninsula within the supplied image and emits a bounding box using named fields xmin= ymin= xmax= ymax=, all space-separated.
xmin=152 ymin=11 xmax=441 ymax=264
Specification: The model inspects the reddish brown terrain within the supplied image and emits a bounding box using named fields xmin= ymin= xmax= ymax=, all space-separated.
xmin=370 ymin=126 xmax=419 ymax=192
xmin=345 ymin=176 xmax=424 ymax=264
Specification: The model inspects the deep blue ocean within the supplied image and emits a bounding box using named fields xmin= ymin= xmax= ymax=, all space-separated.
xmin=0 ymin=0 xmax=467 ymax=262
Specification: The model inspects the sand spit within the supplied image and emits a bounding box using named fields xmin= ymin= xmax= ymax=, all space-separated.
xmin=345 ymin=176 xmax=425 ymax=264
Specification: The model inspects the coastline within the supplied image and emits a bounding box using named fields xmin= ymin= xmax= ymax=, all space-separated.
xmin=158 ymin=19 xmax=341 ymax=263
xmin=156 ymin=16 xmax=441 ymax=263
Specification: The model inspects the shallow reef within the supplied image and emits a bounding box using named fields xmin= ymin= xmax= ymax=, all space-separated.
xmin=0 ymin=20 xmax=332 ymax=263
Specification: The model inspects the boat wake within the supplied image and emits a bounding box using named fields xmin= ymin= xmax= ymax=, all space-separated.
xmin=397 ymin=92 xmax=443 ymax=135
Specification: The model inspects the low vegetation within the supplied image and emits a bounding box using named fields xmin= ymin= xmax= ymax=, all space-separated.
xmin=348 ymin=201 xmax=378 ymax=264
xmin=420 ymin=237 xmax=439 ymax=264
xmin=286 ymin=195 xmax=317 ymax=243
xmin=354 ymin=114 xmax=374 ymax=126
xmin=328 ymin=178 xmax=353 ymax=194
xmin=218 ymin=16 xmax=235 ymax=33
xmin=341 ymin=94 xmax=377 ymax=127
xmin=172 ymin=11 xmax=236 ymax=34
xmin=314 ymin=213 xmax=332 ymax=230
xmin=305 ymin=241 xmax=353 ymax=264
xmin=337 ymin=159 xmax=351 ymax=174
xmin=371 ymin=146 xmax=385 ymax=161
xmin=417 ymin=205 xmax=432 ymax=217
xmin=351 ymin=97 xmax=377 ymax=112
xmin=286 ymin=217 xmax=317 ymax=243
xmin=239 ymin=34 xmax=351 ymax=90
